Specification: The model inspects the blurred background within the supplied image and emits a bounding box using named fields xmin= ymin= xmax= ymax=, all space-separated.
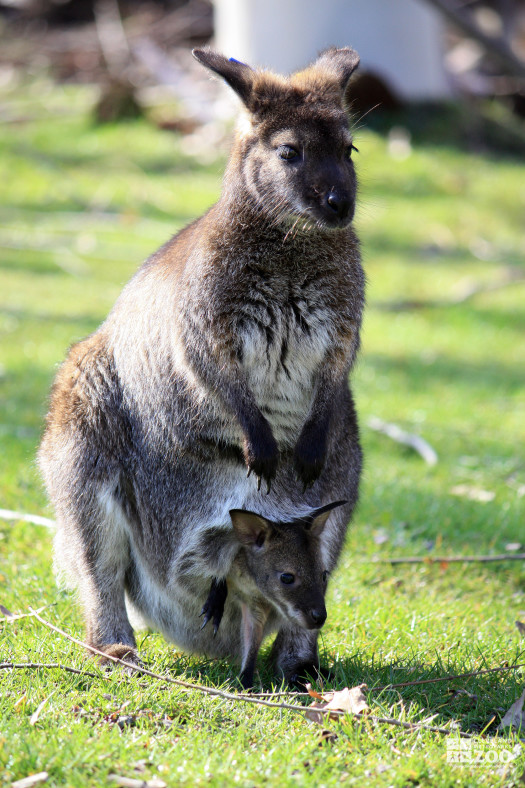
xmin=1 ymin=0 xmax=525 ymax=138
xmin=0 ymin=0 xmax=524 ymax=556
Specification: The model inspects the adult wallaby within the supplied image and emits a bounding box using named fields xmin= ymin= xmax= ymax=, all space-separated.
xmin=38 ymin=46 xmax=365 ymax=686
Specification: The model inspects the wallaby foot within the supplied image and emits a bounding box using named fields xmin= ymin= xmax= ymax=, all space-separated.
xmin=97 ymin=643 xmax=142 ymax=675
xmin=199 ymin=578 xmax=228 ymax=635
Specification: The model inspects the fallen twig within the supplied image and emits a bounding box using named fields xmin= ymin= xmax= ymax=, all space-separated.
xmin=28 ymin=608 xmax=472 ymax=737
xmin=0 ymin=662 xmax=100 ymax=679
xmin=11 ymin=773 xmax=49 ymax=788
xmin=366 ymin=713 xmax=468 ymax=737
xmin=374 ymin=270 xmax=525 ymax=312
xmin=0 ymin=508 xmax=55 ymax=529
xmin=0 ymin=604 xmax=54 ymax=621
xmin=108 ymin=775 xmax=166 ymax=788
xmin=371 ymin=661 xmax=525 ymax=693
xmin=28 ymin=608 xmax=339 ymax=713
xmin=367 ymin=554 xmax=525 ymax=565
xmin=367 ymin=417 xmax=438 ymax=466
xmin=16 ymin=609 xmax=525 ymax=736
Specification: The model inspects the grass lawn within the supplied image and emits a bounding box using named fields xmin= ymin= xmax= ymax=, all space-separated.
xmin=1 ymin=75 xmax=524 ymax=787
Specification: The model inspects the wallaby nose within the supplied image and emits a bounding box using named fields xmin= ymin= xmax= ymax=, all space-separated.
xmin=326 ymin=190 xmax=351 ymax=220
xmin=310 ymin=608 xmax=327 ymax=628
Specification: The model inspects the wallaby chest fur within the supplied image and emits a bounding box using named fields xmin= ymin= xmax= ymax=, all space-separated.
xmin=39 ymin=46 xmax=365 ymax=685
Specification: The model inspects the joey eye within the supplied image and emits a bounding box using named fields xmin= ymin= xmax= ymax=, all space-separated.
xmin=280 ymin=572 xmax=295 ymax=585
xmin=278 ymin=145 xmax=300 ymax=161
xmin=322 ymin=570 xmax=329 ymax=583
xmin=345 ymin=144 xmax=358 ymax=160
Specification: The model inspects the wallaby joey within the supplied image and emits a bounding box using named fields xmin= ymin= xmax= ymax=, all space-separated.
xmin=199 ymin=501 xmax=345 ymax=689
xmin=38 ymin=47 xmax=365 ymax=686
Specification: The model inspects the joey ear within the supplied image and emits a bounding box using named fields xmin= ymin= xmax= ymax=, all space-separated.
xmin=306 ymin=500 xmax=348 ymax=537
xmin=229 ymin=509 xmax=271 ymax=548
xmin=192 ymin=49 xmax=254 ymax=106
xmin=315 ymin=47 xmax=360 ymax=95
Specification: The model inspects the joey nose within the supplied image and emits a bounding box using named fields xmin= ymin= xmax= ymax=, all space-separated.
xmin=310 ymin=608 xmax=327 ymax=628
xmin=326 ymin=190 xmax=351 ymax=221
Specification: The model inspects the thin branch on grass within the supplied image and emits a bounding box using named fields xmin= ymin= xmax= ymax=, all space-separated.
xmin=0 ymin=662 xmax=101 ymax=679
xmin=365 ymin=714 xmax=471 ymax=737
xmin=218 ymin=658 xmax=525 ymax=696
xmin=28 ymin=608 xmax=337 ymax=712
xmin=14 ymin=609 xmax=525 ymax=734
xmin=367 ymin=554 xmax=525 ymax=565
xmin=371 ymin=661 xmax=525 ymax=693
xmin=5 ymin=654 xmax=525 ymax=704
xmin=28 ymin=608 xmax=473 ymax=737
xmin=367 ymin=417 xmax=438 ymax=466
xmin=1 ymin=604 xmax=55 ymax=622
xmin=374 ymin=269 xmax=525 ymax=312
xmin=0 ymin=508 xmax=55 ymax=528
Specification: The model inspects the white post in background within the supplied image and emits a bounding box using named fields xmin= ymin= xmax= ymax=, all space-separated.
xmin=213 ymin=0 xmax=451 ymax=100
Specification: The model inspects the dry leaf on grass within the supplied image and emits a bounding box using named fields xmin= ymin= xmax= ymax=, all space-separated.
xmin=516 ymin=621 xmax=525 ymax=637
xmin=11 ymin=774 xmax=49 ymax=788
xmin=305 ymin=684 xmax=369 ymax=724
xmin=0 ymin=604 xmax=13 ymax=618
xmin=498 ymin=689 xmax=525 ymax=732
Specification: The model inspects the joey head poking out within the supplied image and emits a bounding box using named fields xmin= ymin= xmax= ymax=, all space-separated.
xmin=198 ymin=501 xmax=345 ymax=689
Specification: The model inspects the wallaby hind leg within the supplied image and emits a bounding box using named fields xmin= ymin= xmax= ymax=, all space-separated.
xmin=54 ymin=488 xmax=137 ymax=665
xmin=239 ymin=603 xmax=269 ymax=691
xmin=270 ymin=626 xmax=323 ymax=688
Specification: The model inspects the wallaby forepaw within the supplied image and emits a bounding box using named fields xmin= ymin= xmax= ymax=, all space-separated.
xmin=200 ymin=577 xmax=228 ymax=635
xmin=294 ymin=423 xmax=327 ymax=489
xmin=244 ymin=432 xmax=279 ymax=493
xmin=294 ymin=448 xmax=325 ymax=490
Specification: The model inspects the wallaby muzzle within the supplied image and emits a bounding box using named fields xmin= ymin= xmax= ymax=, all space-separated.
xmin=324 ymin=188 xmax=355 ymax=225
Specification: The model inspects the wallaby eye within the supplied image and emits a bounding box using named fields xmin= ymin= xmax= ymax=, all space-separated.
xmin=345 ymin=144 xmax=358 ymax=160
xmin=322 ymin=570 xmax=329 ymax=583
xmin=278 ymin=145 xmax=300 ymax=161
xmin=280 ymin=572 xmax=295 ymax=585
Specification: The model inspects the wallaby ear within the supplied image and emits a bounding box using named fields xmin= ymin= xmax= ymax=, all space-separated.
xmin=193 ymin=49 xmax=254 ymax=106
xmin=306 ymin=500 xmax=348 ymax=538
xmin=230 ymin=509 xmax=271 ymax=548
xmin=315 ymin=47 xmax=360 ymax=95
